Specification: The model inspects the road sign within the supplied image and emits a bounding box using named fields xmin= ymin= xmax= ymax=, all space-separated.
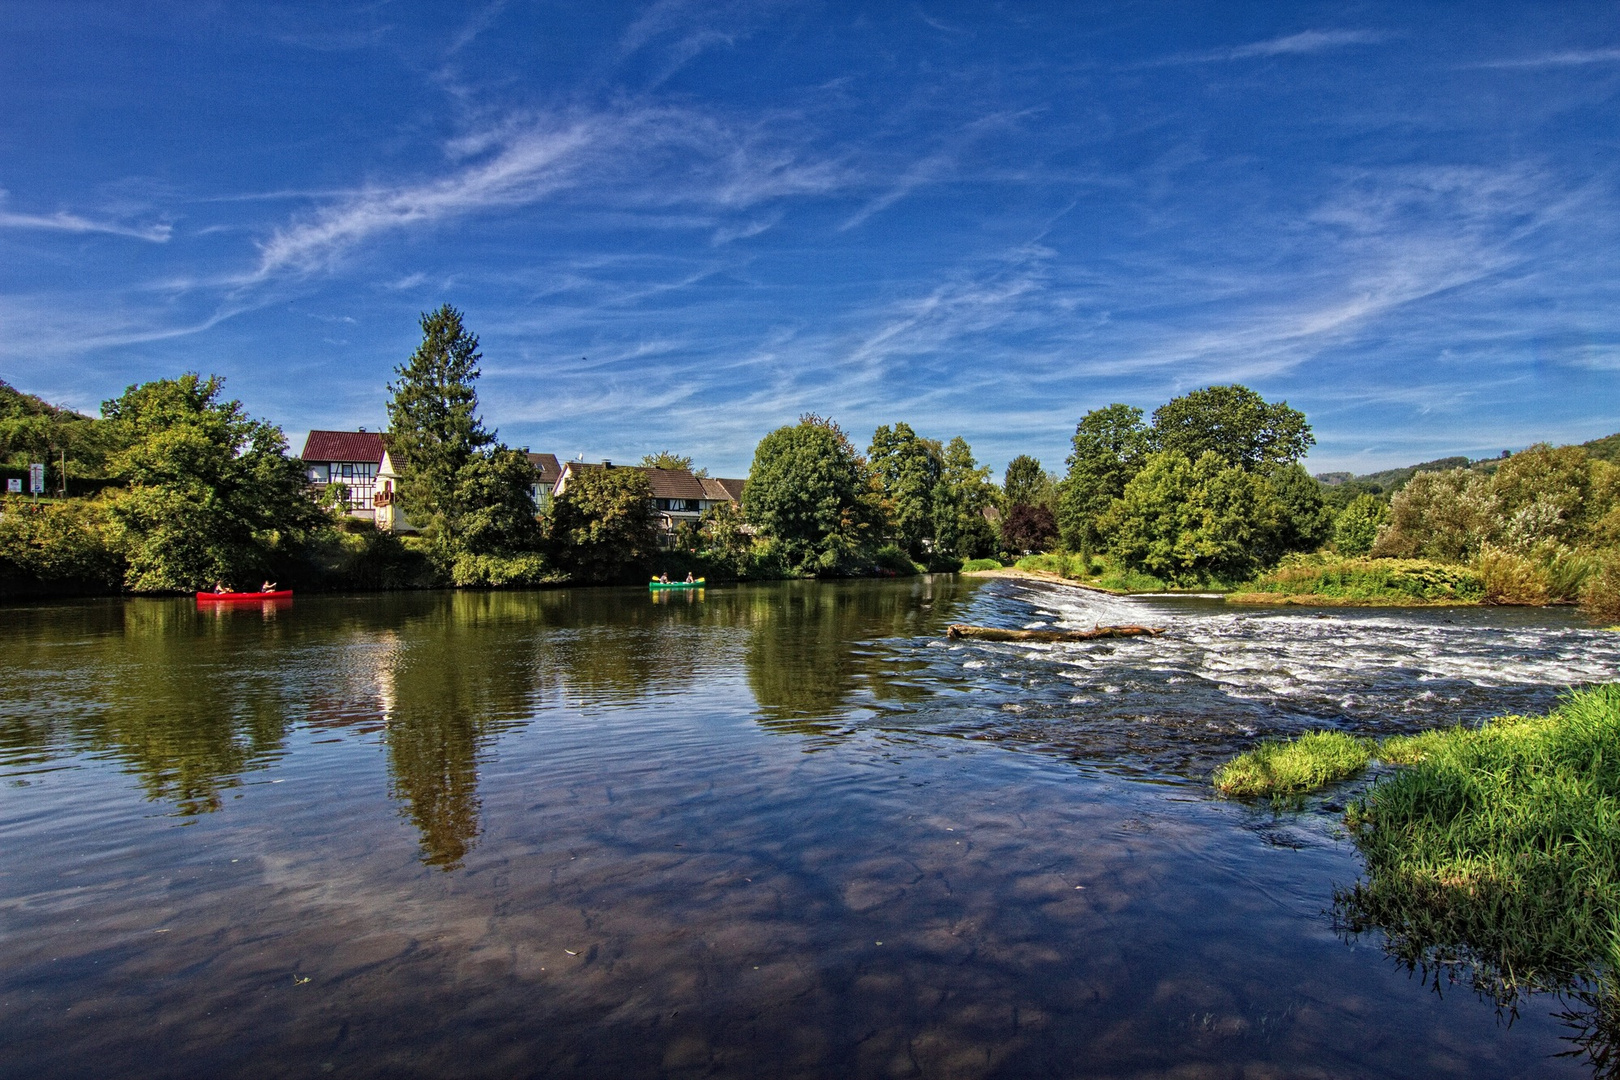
xmin=5 ymin=479 xmax=19 ymax=494
xmin=29 ymin=463 xmax=45 ymax=494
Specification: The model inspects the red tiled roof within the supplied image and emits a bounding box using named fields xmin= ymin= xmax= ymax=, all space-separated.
xmin=301 ymin=430 xmax=385 ymax=464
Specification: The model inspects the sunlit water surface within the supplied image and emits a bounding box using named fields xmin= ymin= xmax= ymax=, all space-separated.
xmin=3 ymin=577 xmax=1617 ymax=1078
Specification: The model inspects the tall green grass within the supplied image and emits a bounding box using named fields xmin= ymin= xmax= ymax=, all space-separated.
xmin=1215 ymin=685 xmax=1620 ymax=1052
xmin=1338 ymin=685 xmax=1620 ymax=999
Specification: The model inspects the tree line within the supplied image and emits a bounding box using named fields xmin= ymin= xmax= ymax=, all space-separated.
xmin=4 ymin=304 xmax=1616 ymax=614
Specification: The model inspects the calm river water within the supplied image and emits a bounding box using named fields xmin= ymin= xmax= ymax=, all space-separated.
xmin=3 ymin=577 xmax=1617 ymax=1078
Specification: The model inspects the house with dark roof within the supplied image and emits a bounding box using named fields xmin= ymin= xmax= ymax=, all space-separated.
xmin=300 ymin=430 xmax=386 ymax=520
xmin=552 ymin=461 xmax=747 ymax=547
xmin=526 ymin=452 xmax=561 ymax=511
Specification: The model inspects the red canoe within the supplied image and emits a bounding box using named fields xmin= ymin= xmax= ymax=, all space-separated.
xmin=196 ymin=590 xmax=293 ymax=602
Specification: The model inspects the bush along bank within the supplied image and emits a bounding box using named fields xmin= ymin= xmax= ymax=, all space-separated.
xmin=1216 ymin=686 xmax=1620 ymax=1061
xmin=1227 ymin=554 xmax=1486 ymax=606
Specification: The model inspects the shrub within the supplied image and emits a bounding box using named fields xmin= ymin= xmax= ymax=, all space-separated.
xmin=449 ymin=551 xmax=559 ymax=587
xmin=1333 ymin=494 xmax=1388 ymax=556
xmin=1372 ymin=469 xmax=1497 ymax=561
xmin=1474 ymin=545 xmax=1551 ymax=605
xmin=1581 ymin=554 xmax=1620 ymax=625
xmin=871 ymin=543 xmax=923 ymax=577
xmin=1244 ymin=556 xmax=1484 ymax=603
xmin=0 ymin=496 xmax=123 ymax=587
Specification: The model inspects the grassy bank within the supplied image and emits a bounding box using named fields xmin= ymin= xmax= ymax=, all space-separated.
xmin=1229 ymin=554 xmax=1485 ymax=606
xmin=1219 ymin=686 xmax=1620 ymax=1004
xmin=1213 ymin=731 xmax=1373 ymax=798
xmin=1009 ymin=552 xmax=1228 ymax=593
xmin=1339 ymin=685 xmax=1620 ymax=996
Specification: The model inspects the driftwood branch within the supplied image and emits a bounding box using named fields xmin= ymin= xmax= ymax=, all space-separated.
xmin=946 ymin=623 xmax=1165 ymax=643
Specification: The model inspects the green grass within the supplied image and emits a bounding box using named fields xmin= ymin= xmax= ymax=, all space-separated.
xmin=1234 ymin=555 xmax=1485 ymax=604
xmin=960 ymin=558 xmax=1002 ymax=572
xmin=1338 ymin=685 xmax=1620 ymax=998
xmin=1215 ymin=686 xmax=1620 ymax=1006
xmin=1213 ymin=730 xmax=1374 ymax=798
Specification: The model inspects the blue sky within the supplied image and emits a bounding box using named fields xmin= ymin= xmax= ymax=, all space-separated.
xmin=1 ymin=2 xmax=1616 ymax=478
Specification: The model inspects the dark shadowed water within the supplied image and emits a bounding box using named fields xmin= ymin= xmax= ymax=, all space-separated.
xmin=3 ymin=577 xmax=1617 ymax=1079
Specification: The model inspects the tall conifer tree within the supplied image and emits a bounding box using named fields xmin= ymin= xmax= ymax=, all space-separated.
xmin=386 ymin=305 xmax=496 ymax=553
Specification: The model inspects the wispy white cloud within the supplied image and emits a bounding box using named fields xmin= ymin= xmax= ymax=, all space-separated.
xmin=448 ymin=0 xmax=509 ymax=55
xmin=1144 ymin=29 xmax=1384 ymax=66
xmin=254 ymin=106 xmax=849 ymax=277
xmin=1466 ymin=48 xmax=1620 ymax=69
xmin=0 ymin=190 xmax=171 ymax=242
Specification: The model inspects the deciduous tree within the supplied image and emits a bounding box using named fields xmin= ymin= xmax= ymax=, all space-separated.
xmin=1059 ymin=404 xmax=1150 ymax=552
xmin=548 ymin=466 xmax=657 ymax=582
xmin=1150 ymin=385 xmax=1313 ymax=471
xmin=101 ymin=374 xmax=321 ymax=592
xmin=745 ymin=415 xmax=877 ymax=573
xmin=868 ymin=422 xmax=942 ymax=560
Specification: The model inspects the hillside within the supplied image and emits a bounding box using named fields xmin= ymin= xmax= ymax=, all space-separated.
xmin=1583 ymin=432 xmax=1620 ymax=464
xmin=1316 ymin=434 xmax=1619 ymax=498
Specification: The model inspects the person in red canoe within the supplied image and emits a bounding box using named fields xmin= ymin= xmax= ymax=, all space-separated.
xmin=213 ymin=582 xmax=229 ymax=594
xmin=261 ymin=580 xmax=276 ymax=592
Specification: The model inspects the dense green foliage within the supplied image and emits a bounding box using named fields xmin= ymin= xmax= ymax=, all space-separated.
xmin=0 ymin=496 xmax=122 ymax=589
xmin=0 ymin=379 xmax=117 ymax=488
xmin=548 ymin=466 xmax=658 ymax=583
xmin=868 ymin=422 xmax=942 ymax=560
xmin=102 ymin=374 xmax=325 ymax=592
xmin=1333 ymin=494 xmax=1389 ymax=555
xmin=744 ymin=416 xmax=880 ymax=574
xmin=931 ymin=436 xmax=998 ymax=565
xmin=1150 ymin=384 xmax=1314 ymax=471
xmin=1058 ymin=403 xmax=1149 ymax=553
xmin=1052 ymin=387 xmax=1325 ymax=581
xmin=385 ymin=306 xmax=546 ymax=577
xmin=1002 ymin=454 xmax=1055 ymax=511
xmin=1104 ymin=450 xmax=1283 ymax=583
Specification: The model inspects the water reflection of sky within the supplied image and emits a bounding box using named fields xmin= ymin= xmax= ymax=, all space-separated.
xmin=1 ymin=581 xmax=1614 ymax=1077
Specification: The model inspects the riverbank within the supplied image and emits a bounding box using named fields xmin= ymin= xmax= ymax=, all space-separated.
xmin=959 ymin=565 xmax=1128 ymax=594
xmin=966 ymin=564 xmax=1493 ymax=608
xmin=1219 ymin=687 xmax=1620 ymax=1011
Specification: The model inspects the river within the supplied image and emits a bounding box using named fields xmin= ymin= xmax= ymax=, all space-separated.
xmin=2 ymin=577 xmax=1617 ymax=1078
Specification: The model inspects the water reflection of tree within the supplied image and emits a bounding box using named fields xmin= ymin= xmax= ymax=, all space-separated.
xmin=740 ymin=578 xmax=970 ymax=735
xmin=0 ymin=599 xmax=297 ymax=814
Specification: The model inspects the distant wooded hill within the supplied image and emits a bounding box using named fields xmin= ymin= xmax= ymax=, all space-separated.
xmin=1316 ymin=432 xmax=1620 ymax=495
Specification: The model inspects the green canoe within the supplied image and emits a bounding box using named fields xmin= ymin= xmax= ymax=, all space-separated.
xmin=649 ymin=578 xmax=706 ymax=590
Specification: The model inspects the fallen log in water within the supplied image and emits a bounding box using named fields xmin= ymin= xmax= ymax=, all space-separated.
xmin=946 ymin=623 xmax=1165 ymax=643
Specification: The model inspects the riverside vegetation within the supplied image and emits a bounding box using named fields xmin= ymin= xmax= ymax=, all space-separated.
xmin=1214 ymin=687 xmax=1620 ymax=1072
xmin=0 ymin=306 xmax=999 ymax=596
xmin=5 ymin=304 xmax=1617 ymax=617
